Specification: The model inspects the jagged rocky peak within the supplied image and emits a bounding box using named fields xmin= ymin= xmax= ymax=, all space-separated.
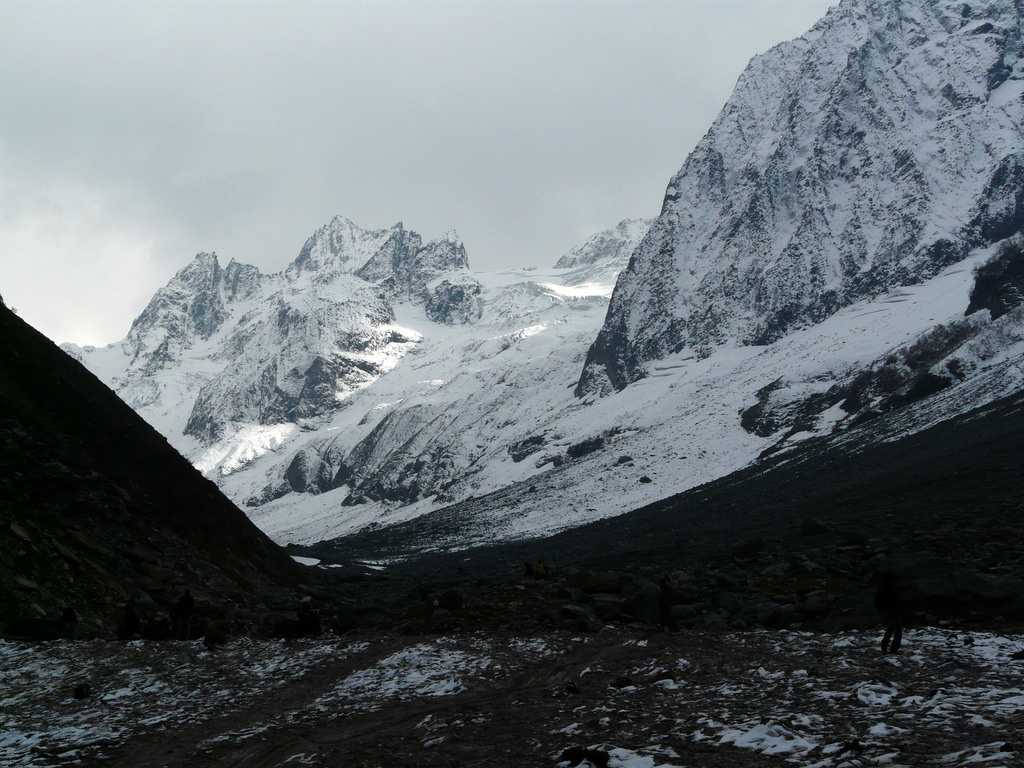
xmin=222 ymin=258 xmax=262 ymax=302
xmin=181 ymin=281 xmax=401 ymax=442
xmin=126 ymin=251 xmax=264 ymax=365
xmin=285 ymin=216 xmax=394 ymax=282
xmin=554 ymin=218 xmax=652 ymax=269
xmin=284 ymin=216 xmax=471 ymax=301
xmin=578 ymin=0 xmax=1024 ymax=396
xmin=406 ymin=229 xmax=471 ymax=295
xmin=352 ymin=222 xmax=424 ymax=286
xmin=417 ymin=229 xmax=469 ymax=273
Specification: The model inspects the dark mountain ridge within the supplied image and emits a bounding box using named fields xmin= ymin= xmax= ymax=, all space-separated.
xmin=0 ymin=301 xmax=302 ymax=638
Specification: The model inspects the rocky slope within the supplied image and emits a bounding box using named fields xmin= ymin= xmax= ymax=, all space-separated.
xmin=65 ymin=1 xmax=1024 ymax=554
xmin=67 ymin=216 xmax=653 ymax=543
xmin=239 ymin=0 xmax=1024 ymax=550
xmin=579 ymin=0 xmax=1024 ymax=395
xmin=65 ymin=217 xmax=471 ymax=449
xmin=0 ymin=300 xmax=301 ymax=639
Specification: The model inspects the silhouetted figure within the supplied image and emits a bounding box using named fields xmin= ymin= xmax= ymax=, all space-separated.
xmin=875 ymin=571 xmax=904 ymax=654
xmin=119 ymin=598 xmax=141 ymax=640
xmin=59 ymin=607 xmax=80 ymax=639
xmin=296 ymin=599 xmax=322 ymax=636
xmin=658 ymin=576 xmax=674 ymax=631
xmin=172 ymin=589 xmax=195 ymax=640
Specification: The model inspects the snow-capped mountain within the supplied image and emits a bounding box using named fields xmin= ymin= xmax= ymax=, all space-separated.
xmin=67 ymin=0 xmax=1024 ymax=554
xmin=579 ymin=0 xmax=1024 ymax=394
xmin=65 ymin=215 xmax=653 ymax=540
xmin=65 ymin=217 xmax=471 ymax=452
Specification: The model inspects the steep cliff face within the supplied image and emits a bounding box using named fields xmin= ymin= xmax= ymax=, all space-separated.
xmin=234 ymin=244 xmax=643 ymax=515
xmin=122 ymin=253 xmax=260 ymax=376
xmin=579 ymin=0 xmax=1024 ymax=395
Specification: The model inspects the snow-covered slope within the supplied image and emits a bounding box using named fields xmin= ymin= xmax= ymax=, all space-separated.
xmin=67 ymin=0 xmax=1024 ymax=552
xmin=579 ymin=0 xmax=1024 ymax=395
xmin=234 ymin=0 xmax=1024 ymax=549
xmin=260 ymin=238 xmax=1024 ymax=550
xmin=65 ymin=216 xmax=656 ymax=543
xmin=64 ymin=217 xmax=469 ymax=456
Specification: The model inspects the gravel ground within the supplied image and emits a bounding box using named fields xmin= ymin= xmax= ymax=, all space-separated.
xmin=3 ymin=627 xmax=1023 ymax=767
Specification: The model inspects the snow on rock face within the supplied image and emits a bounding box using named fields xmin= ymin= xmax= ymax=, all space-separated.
xmin=400 ymin=230 xmax=472 ymax=299
xmin=425 ymin=274 xmax=484 ymax=325
xmin=554 ymin=218 xmax=652 ymax=271
xmin=578 ymin=0 xmax=1024 ymax=395
xmin=285 ymin=215 xmax=401 ymax=283
xmin=62 ymin=1 xmax=1024 ymax=550
xmin=255 ymin=243 xmax=1024 ymax=551
xmin=181 ymin=291 xmax=411 ymax=442
xmin=126 ymin=253 xmax=260 ymax=374
xmin=738 ymin=238 xmax=1024 ymax=455
xmin=70 ymin=217 xmax=464 ymax=466
xmin=238 ymin=269 xmax=618 ymax=512
xmin=71 ymin=215 xmax=634 ymax=511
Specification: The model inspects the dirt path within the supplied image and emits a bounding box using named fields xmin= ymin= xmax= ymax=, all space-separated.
xmin=101 ymin=637 xmax=402 ymax=768
xmin=104 ymin=633 xmax=793 ymax=768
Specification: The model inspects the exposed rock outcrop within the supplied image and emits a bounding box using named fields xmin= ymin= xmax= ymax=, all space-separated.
xmin=579 ymin=0 xmax=1024 ymax=395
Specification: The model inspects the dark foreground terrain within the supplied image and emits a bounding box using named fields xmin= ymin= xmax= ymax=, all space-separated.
xmin=299 ymin=386 xmax=1024 ymax=636
xmin=4 ymin=299 xmax=1024 ymax=766
xmin=4 ymin=626 xmax=1022 ymax=767
xmin=0 ymin=302 xmax=311 ymax=638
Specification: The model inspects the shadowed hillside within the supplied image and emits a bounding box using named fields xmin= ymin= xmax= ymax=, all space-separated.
xmin=302 ymin=387 xmax=1024 ymax=631
xmin=0 ymin=302 xmax=301 ymax=638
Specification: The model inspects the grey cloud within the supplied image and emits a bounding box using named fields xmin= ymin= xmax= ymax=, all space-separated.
xmin=0 ymin=0 xmax=834 ymax=344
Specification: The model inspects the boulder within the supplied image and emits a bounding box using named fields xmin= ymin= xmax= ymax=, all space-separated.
xmin=561 ymin=604 xmax=599 ymax=632
xmin=622 ymin=578 xmax=662 ymax=625
xmin=436 ymin=589 xmax=465 ymax=611
xmin=590 ymin=593 xmax=627 ymax=621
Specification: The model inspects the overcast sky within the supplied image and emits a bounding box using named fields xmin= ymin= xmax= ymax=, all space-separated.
xmin=0 ymin=0 xmax=834 ymax=345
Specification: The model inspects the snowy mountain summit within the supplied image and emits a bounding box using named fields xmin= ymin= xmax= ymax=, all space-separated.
xmin=68 ymin=0 xmax=1024 ymax=553
xmin=66 ymin=218 xmax=475 ymax=450
xmin=67 ymin=215 xmax=654 ymax=541
xmin=579 ymin=0 xmax=1024 ymax=394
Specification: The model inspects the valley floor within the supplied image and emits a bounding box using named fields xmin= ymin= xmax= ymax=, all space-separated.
xmin=4 ymin=627 xmax=1023 ymax=767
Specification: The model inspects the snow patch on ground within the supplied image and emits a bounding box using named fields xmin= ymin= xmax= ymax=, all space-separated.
xmin=0 ymin=638 xmax=369 ymax=768
xmin=318 ymin=641 xmax=492 ymax=710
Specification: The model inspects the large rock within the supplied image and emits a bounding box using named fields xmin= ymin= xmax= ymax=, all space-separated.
xmin=425 ymin=275 xmax=483 ymax=324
